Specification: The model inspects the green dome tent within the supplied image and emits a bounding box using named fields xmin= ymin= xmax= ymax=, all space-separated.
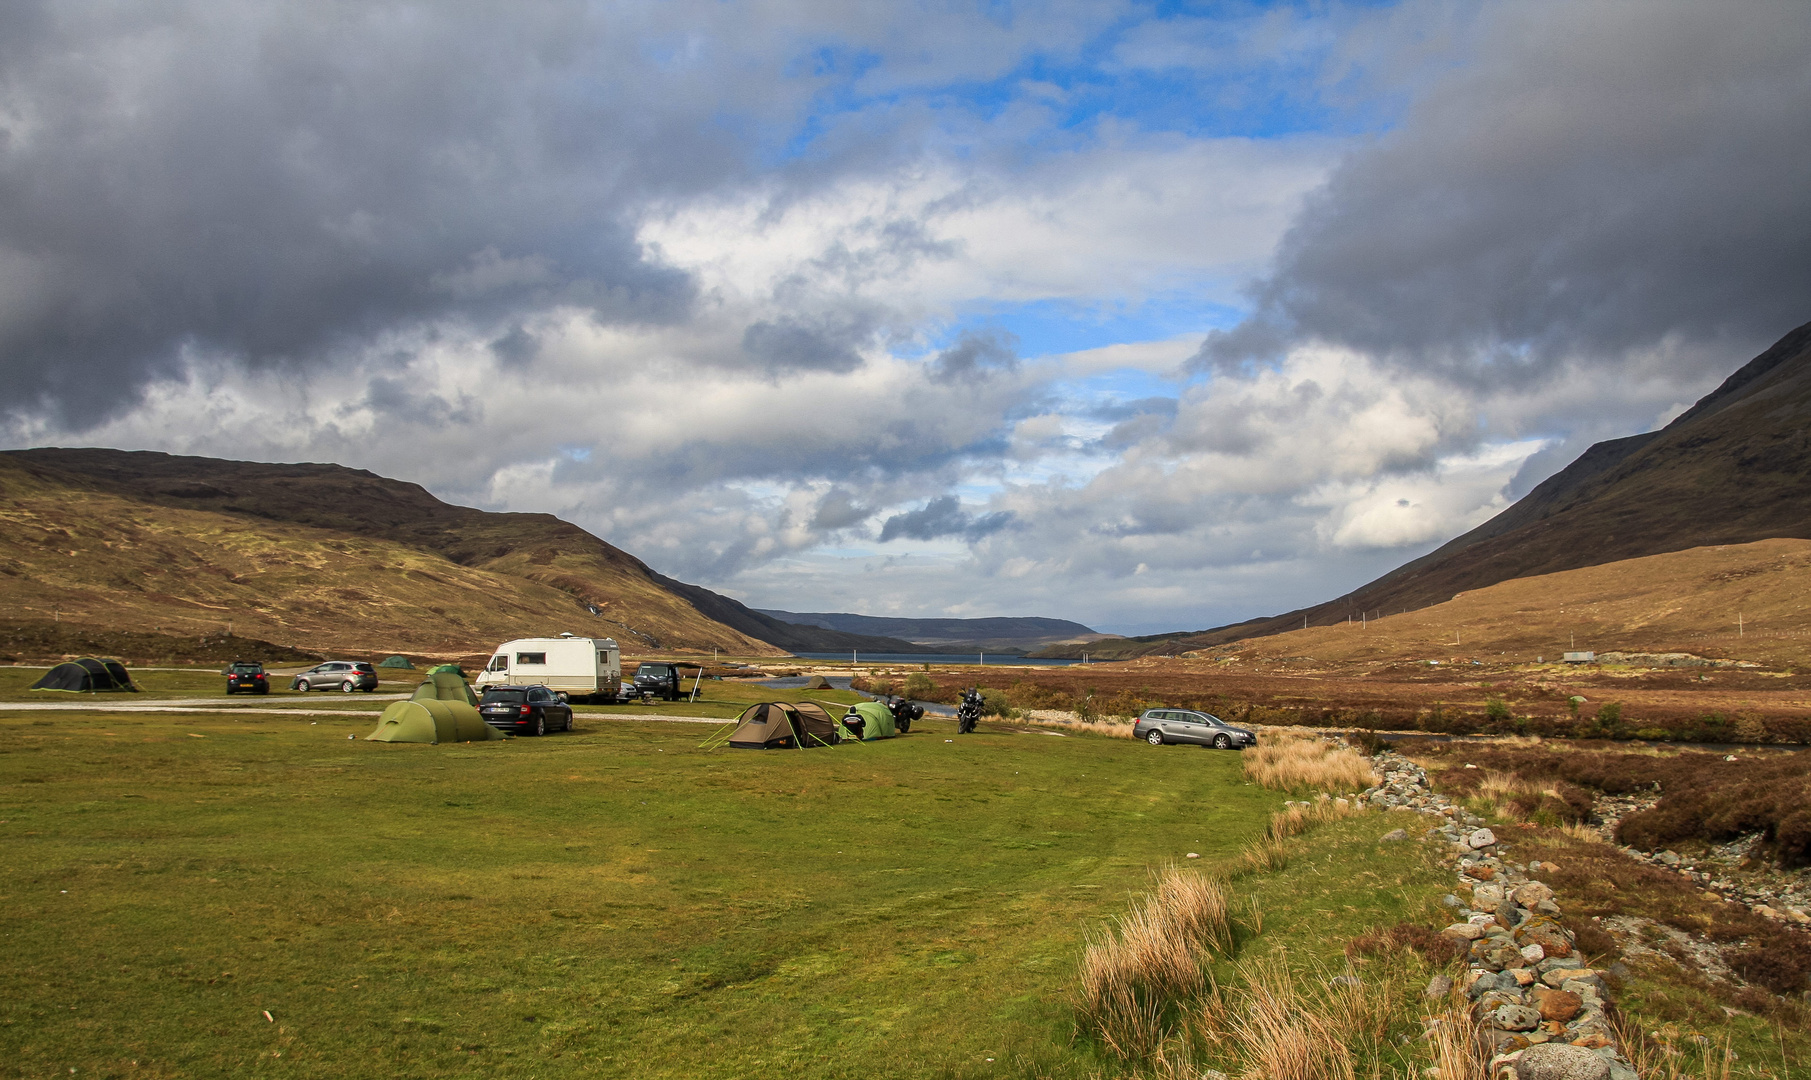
xmin=366 ymin=666 xmax=502 ymax=743
xmin=839 ymin=700 xmax=897 ymax=741
xmin=31 ymin=658 xmax=138 ymax=693
xmin=377 ymin=655 xmax=415 ymax=669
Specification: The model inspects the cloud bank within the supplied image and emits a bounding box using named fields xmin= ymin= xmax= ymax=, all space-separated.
xmin=3 ymin=1 xmax=1807 ymax=634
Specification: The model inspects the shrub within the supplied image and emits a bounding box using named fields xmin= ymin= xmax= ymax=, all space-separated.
xmin=1244 ymin=734 xmax=1376 ymax=794
xmin=902 ymin=672 xmax=934 ymax=700
xmin=1728 ymin=946 xmax=1808 ymax=995
xmin=1345 ymin=922 xmax=1461 ymax=967
xmin=979 ymin=688 xmax=1014 ymax=718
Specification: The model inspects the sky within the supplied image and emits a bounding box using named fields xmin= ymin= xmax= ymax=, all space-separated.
xmin=1 ymin=1 xmax=1808 ymax=636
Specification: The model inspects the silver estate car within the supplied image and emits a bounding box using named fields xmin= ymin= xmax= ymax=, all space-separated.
xmin=1132 ymin=708 xmax=1255 ymax=749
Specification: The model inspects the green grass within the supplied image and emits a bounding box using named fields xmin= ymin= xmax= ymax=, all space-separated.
xmin=0 ymin=709 xmax=1285 ymax=1079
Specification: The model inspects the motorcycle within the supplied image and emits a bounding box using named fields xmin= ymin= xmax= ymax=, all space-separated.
xmin=888 ymin=695 xmax=923 ymax=733
xmin=956 ymin=688 xmax=983 ymax=734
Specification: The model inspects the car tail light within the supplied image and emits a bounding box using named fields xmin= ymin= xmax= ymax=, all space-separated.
xmin=520 ymin=705 xmax=531 ymax=716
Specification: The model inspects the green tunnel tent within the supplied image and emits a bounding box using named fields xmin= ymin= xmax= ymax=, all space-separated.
xmin=377 ymin=655 xmax=415 ymax=669
xmin=366 ymin=666 xmax=502 ymax=743
xmin=727 ymin=701 xmax=841 ymax=749
xmin=30 ymin=657 xmax=138 ymax=692
xmin=838 ymin=699 xmax=897 ymax=741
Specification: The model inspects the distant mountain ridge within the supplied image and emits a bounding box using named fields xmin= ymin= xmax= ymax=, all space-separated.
xmin=1036 ymin=318 xmax=1811 ymax=659
xmin=0 ymin=448 xmax=924 ymax=657
xmin=758 ymin=610 xmax=1105 ymax=654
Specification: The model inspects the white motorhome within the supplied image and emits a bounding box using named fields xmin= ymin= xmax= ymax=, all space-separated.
xmin=476 ymin=634 xmax=623 ymax=702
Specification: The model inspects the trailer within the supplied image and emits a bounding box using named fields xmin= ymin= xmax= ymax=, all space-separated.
xmin=475 ymin=634 xmax=623 ymax=702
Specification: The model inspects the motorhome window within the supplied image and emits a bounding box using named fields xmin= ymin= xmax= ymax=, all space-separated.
xmin=516 ymin=652 xmax=547 ymax=665
xmin=488 ymin=655 xmax=508 ymax=672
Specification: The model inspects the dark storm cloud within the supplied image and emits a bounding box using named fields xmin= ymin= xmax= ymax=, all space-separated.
xmin=1196 ymin=0 xmax=1811 ymax=381
xmin=929 ymin=328 xmax=1019 ymax=384
xmin=878 ymin=495 xmax=1013 ymax=542
xmin=0 ymin=1 xmax=753 ymax=428
xmin=741 ymin=316 xmax=867 ymax=374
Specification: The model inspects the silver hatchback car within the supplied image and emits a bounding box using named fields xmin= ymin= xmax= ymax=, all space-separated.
xmin=290 ymin=661 xmax=379 ymax=693
xmin=1132 ymin=708 xmax=1255 ymax=749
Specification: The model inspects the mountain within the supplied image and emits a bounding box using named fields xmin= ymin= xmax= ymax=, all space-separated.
xmin=1037 ymin=318 xmax=1811 ymax=659
xmin=756 ymin=610 xmax=1108 ymax=654
xmin=0 ymin=448 xmax=924 ymax=658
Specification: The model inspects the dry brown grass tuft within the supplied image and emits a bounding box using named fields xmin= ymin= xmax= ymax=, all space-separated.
xmin=1244 ymin=733 xmax=1376 ymax=793
xmin=1075 ymin=868 xmax=1235 ymax=1058
xmin=1424 ymin=991 xmax=1486 ymax=1080
xmin=1019 ymin=710 xmax=1137 ymax=738
xmin=1218 ymin=957 xmax=1356 ymax=1080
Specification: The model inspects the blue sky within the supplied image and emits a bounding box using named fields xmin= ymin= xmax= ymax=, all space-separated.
xmin=3 ymin=0 xmax=1808 ymax=635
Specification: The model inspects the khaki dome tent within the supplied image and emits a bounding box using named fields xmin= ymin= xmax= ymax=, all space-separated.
xmin=366 ymin=665 xmax=503 ymax=743
xmin=727 ymin=701 xmax=841 ymax=749
xmin=839 ymin=700 xmax=897 ymax=741
xmin=31 ymin=658 xmax=138 ymax=692
xmin=802 ymin=675 xmax=833 ymax=690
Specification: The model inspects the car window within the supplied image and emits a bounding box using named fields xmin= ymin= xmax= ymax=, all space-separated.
xmin=482 ymin=689 xmax=527 ymax=703
xmin=528 ymin=689 xmax=546 ymax=702
xmin=353 ymin=663 xmax=374 ymax=673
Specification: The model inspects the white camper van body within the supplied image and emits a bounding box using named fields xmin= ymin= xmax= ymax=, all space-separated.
xmin=476 ymin=635 xmax=622 ymax=701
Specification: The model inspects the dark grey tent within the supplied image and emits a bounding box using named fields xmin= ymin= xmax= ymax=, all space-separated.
xmin=31 ymin=657 xmax=138 ymax=692
xmin=377 ymin=655 xmax=415 ymax=669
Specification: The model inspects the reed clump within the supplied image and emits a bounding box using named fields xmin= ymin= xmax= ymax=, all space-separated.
xmin=1075 ymin=867 xmax=1235 ymax=1059
xmin=1243 ymin=732 xmax=1376 ymax=793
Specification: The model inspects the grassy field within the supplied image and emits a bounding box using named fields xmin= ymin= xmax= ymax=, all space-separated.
xmin=0 ymin=706 xmax=1295 ymax=1079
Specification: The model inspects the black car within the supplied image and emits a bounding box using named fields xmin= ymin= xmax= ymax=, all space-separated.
xmin=224 ymin=660 xmax=269 ymax=695
xmin=631 ymin=662 xmax=683 ymax=701
xmin=1132 ymin=708 xmax=1255 ymax=749
xmin=478 ymin=685 xmax=574 ymax=736
xmin=291 ymin=661 xmax=379 ymax=692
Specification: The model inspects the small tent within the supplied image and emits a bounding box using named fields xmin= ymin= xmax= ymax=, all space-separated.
xmin=30 ymin=658 xmax=138 ymax=692
xmin=727 ymin=701 xmax=841 ymax=749
xmin=377 ymin=655 xmax=415 ymax=669
xmin=803 ymin=675 xmax=833 ymax=690
xmin=366 ymin=666 xmax=502 ymax=743
xmin=839 ymin=700 xmax=897 ymax=741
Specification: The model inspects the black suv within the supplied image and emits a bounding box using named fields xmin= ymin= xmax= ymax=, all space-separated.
xmin=224 ymin=661 xmax=269 ymax=695
xmin=478 ymin=685 xmax=573 ymax=736
xmin=631 ymin=662 xmax=683 ymax=701
xmin=290 ymin=661 xmax=379 ymax=693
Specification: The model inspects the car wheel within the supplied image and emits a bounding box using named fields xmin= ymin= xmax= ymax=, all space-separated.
xmin=532 ymin=714 xmax=546 ymax=737
xmin=1146 ymin=729 xmax=1164 ymax=746
xmin=296 ymin=680 xmax=311 ymax=692
xmin=340 ymin=680 xmax=356 ymax=693
xmin=564 ymin=711 xmax=574 ymax=732
xmin=258 ymin=686 xmax=268 ymax=695
xmin=1213 ymin=733 xmax=1231 ymax=750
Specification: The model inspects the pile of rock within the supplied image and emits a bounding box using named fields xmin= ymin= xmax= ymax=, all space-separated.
xmin=1440 ymin=853 xmax=1636 ymax=1079
xmin=1588 ymin=788 xmax=1811 ymax=923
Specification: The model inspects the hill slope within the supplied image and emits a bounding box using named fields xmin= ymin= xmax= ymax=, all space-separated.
xmin=1045 ymin=319 xmax=1811 ymax=658
xmin=0 ymin=449 xmax=923 ymax=657
xmin=757 ymin=610 xmax=1106 ymax=653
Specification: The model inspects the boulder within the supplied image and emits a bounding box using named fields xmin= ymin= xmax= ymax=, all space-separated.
xmin=1380 ymin=828 xmax=1409 ymax=842
xmin=1531 ymin=987 xmax=1583 ymax=1023
xmin=1424 ymin=975 xmax=1453 ymax=999
xmin=1472 ymin=884 xmax=1506 ymax=912
xmin=1516 ymin=921 xmax=1575 ymax=959
xmin=1492 ymin=1004 xmax=1543 ymax=1032
xmin=1513 ymin=881 xmax=1556 ymax=907
xmin=1514 ymin=1043 xmax=1611 ymax=1080
xmin=1443 ymin=923 xmax=1487 ymax=942
xmin=1468 ymin=827 xmax=1499 ymax=848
